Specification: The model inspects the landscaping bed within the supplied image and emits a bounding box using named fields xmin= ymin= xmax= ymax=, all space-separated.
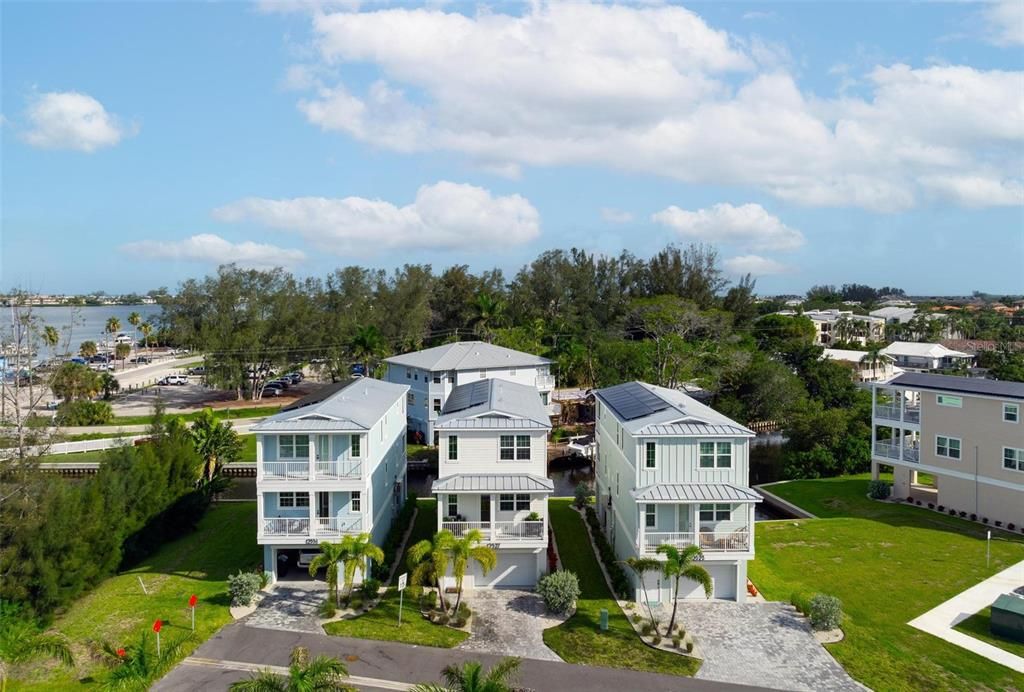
xmin=751 ymin=474 xmax=1024 ymax=692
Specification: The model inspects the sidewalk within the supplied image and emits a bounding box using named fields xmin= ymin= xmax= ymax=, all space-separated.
xmin=908 ymin=559 xmax=1024 ymax=673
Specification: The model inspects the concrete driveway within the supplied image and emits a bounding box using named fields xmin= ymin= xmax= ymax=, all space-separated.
xmin=670 ymin=601 xmax=864 ymax=692
xmin=457 ymin=589 xmax=569 ymax=662
xmin=243 ymin=579 xmax=326 ymax=634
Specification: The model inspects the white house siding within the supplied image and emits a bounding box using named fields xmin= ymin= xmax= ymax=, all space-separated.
xmin=635 ymin=438 xmax=749 ymax=487
xmin=438 ymin=429 xmax=548 ymax=477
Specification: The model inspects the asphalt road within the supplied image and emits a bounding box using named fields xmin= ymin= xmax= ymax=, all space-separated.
xmin=154 ymin=622 xmax=768 ymax=692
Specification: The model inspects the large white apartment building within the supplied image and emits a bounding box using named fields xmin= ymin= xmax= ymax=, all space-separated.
xmin=594 ymin=381 xmax=760 ymax=603
xmin=252 ymin=379 xmax=409 ymax=583
xmin=384 ymin=341 xmax=555 ymax=444
xmin=775 ymin=309 xmax=885 ymax=346
xmin=431 ymin=378 xmax=553 ymax=588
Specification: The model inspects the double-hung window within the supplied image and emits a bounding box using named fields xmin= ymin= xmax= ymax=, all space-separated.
xmin=447 ymin=494 xmax=458 ymax=518
xmin=351 ymin=491 xmax=361 ymax=512
xmin=279 ymin=435 xmax=309 ymax=459
xmin=1004 ymin=447 xmax=1024 ymax=471
xmin=278 ymin=491 xmax=309 ymax=509
xmin=406 ymin=392 xmax=415 ymax=405
xmin=448 ymin=435 xmax=459 ymax=461
xmin=433 ymin=398 xmax=441 ymax=413
xmin=515 ymin=435 xmax=530 ymax=460
xmin=699 ymin=441 xmax=732 ymax=468
xmin=499 ymin=494 xmax=515 ymax=511
xmin=433 ymin=374 xmax=441 ymax=384
xmin=936 ymin=435 xmax=961 ymax=460
xmin=500 ymin=435 xmax=515 ymax=460
xmin=645 ymin=505 xmax=656 ymax=528
xmin=1004 ymin=403 xmax=1020 ymax=423
xmin=699 ymin=503 xmax=731 ymax=523
xmin=644 ymin=442 xmax=656 ymax=469
xmin=515 ymin=494 xmax=531 ymax=511
xmin=350 ymin=434 xmax=361 ymax=458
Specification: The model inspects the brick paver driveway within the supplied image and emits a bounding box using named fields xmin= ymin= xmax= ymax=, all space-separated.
xmin=243 ymin=580 xmax=326 ymax=634
xmin=457 ymin=589 xmax=568 ymax=662
xmin=669 ymin=601 xmax=864 ymax=692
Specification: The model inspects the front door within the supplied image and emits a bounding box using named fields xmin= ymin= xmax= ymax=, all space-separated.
xmin=480 ymin=495 xmax=491 ymax=522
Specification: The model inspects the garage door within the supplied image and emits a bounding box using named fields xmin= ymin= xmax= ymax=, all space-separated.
xmin=673 ymin=563 xmax=737 ymax=600
xmin=472 ymin=551 xmax=537 ymax=587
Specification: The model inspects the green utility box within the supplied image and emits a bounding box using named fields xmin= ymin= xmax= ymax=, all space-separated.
xmin=990 ymin=593 xmax=1024 ymax=644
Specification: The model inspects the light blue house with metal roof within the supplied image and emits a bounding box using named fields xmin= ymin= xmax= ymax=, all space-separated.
xmin=594 ymin=381 xmax=760 ymax=603
xmin=252 ymin=378 xmax=409 ymax=583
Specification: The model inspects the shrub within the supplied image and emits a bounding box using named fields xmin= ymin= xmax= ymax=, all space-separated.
xmin=672 ymin=635 xmax=681 ymax=648
xmin=454 ymin=602 xmax=471 ymax=626
xmin=685 ymin=641 xmax=694 ymax=653
xmin=959 ymin=511 xmax=967 ymax=518
xmin=641 ymin=621 xmax=654 ymax=636
xmin=574 ymin=482 xmax=591 ymax=509
xmin=631 ymin=613 xmax=642 ymax=624
xmin=1009 ymin=523 xmax=1016 ymax=531
xmin=995 ymin=521 xmax=1002 ymax=528
xmin=583 ymin=507 xmax=630 ymax=598
xmin=349 ymin=597 xmax=364 ymax=611
xmin=437 ymin=613 xmax=450 ymax=625
xmin=906 ymin=496 xmax=914 ymax=503
xmin=319 ymin=598 xmax=337 ymax=619
xmin=360 ymin=578 xmax=382 ymax=599
xmin=526 ymin=511 xmax=541 ymax=521
xmin=228 ymin=571 xmax=262 ymax=607
xmin=982 ymin=517 xmax=989 ymax=524
xmin=867 ymin=480 xmax=890 ymax=500
xmin=809 ymin=594 xmax=843 ymax=631
xmin=915 ymin=500 xmax=922 ymax=506
xmin=652 ymin=634 xmax=661 ymax=645
xmin=970 ymin=513 xmax=977 ymax=521
xmin=537 ymin=570 xmax=581 ymax=615
xmin=927 ymin=503 xmax=934 ymax=510
xmin=937 ymin=505 xmax=944 ymax=512
xmin=949 ymin=509 xmax=956 ymax=516
xmin=55 ymin=399 xmax=114 ymax=426
xmin=420 ymin=590 xmax=437 ymax=611
xmin=790 ymin=592 xmax=811 ymax=616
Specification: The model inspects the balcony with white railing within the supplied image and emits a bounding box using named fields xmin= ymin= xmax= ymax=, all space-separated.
xmin=535 ymin=374 xmax=555 ymax=389
xmin=641 ymin=529 xmax=751 ymax=555
xmin=873 ymin=441 xmax=920 ymax=463
xmin=262 ymin=461 xmax=310 ymax=480
xmin=440 ymin=520 xmax=546 ymax=542
xmin=261 ymin=515 xmax=364 ymax=539
xmin=874 ymin=405 xmax=901 ymax=421
xmin=261 ymin=458 xmax=363 ymax=481
xmin=315 ymin=460 xmax=362 ymax=480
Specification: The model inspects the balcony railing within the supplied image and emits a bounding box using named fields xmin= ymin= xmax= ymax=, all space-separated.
xmin=315 ymin=460 xmax=362 ymax=479
xmin=262 ymin=461 xmax=309 ymax=480
xmin=261 ymin=515 xmax=364 ymax=538
xmin=873 ymin=441 xmax=920 ymax=463
xmin=904 ymin=408 xmax=920 ymax=424
xmin=642 ymin=530 xmax=751 ymax=555
xmin=874 ymin=405 xmax=900 ymax=421
xmin=535 ymin=374 xmax=555 ymax=389
xmin=441 ymin=520 xmax=545 ymax=542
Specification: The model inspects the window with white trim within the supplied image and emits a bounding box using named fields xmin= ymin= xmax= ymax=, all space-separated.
xmin=433 ymin=398 xmax=441 ymax=413
xmin=937 ymin=394 xmax=962 ymax=408
xmin=1004 ymin=403 xmax=1020 ymax=423
xmin=479 ymin=369 xmax=486 ymax=379
xmin=1004 ymin=447 xmax=1024 ymax=471
xmin=515 ymin=435 xmax=530 ymax=460
xmin=644 ymin=442 xmax=656 ymax=469
xmin=433 ymin=374 xmax=441 ymax=384
xmin=448 ymin=435 xmax=458 ymax=461
xmin=447 ymin=494 xmax=458 ymax=518
xmin=278 ymin=492 xmax=309 ymax=509
xmin=936 ymin=435 xmax=961 ymax=460
xmin=350 ymin=434 xmax=361 ymax=457
xmin=499 ymin=435 xmax=515 ymax=460
xmin=515 ymin=494 xmax=530 ymax=511
xmin=699 ymin=503 xmax=731 ymax=522
xmin=351 ymin=491 xmax=361 ymax=512
xmin=699 ymin=441 xmax=732 ymax=468
xmin=499 ymin=494 xmax=515 ymax=511
xmin=279 ymin=435 xmax=309 ymax=460
xmin=645 ymin=504 xmax=656 ymax=528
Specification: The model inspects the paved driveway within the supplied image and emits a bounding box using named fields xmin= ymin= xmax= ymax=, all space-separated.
xmin=669 ymin=601 xmax=863 ymax=692
xmin=456 ymin=589 xmax=568 ymax=662
xmin=243 ymin=580 xmax=326 ymax=634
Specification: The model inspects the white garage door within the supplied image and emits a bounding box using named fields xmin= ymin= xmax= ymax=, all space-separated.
xmin=672 ymin=563 xmax=738 ymax=601
xmin=472 ymin=551 xmax=537 ymax=587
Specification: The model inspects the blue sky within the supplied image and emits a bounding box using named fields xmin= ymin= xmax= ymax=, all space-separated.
xmin=2 ymin=1 xmax=1022 ymax=296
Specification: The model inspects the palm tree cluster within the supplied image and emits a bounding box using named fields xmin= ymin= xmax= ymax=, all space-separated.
xmin=621 ymin=544 xmax=712 ymax=637
xmin=230 ymin=646 xmax=355 ymax=692
xmin=411 ymin=657 xmax=521 ymax=692
xmin=308 ymin=534 xmax=385 ymax=607
xmin=407 ymin=529 xmax=497 ymax=616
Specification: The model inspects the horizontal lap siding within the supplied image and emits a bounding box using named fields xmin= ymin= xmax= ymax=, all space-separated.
xmin=637 ymin=438 xmax=749 ymax=486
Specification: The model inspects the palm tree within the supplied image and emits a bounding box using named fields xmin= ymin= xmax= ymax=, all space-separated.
xmin=127 ymin=311 xmax=141 ymax=355
xmin=349 ymin=325 xmax=383 ymax=377
xmin=472 ymin=292 xmax=505 ymax=342
xmin=105 ymin=317 xmax=121 ymax=352
xmin=229 ymin=646 xmax=354 ymax=692
xmin=308 ymin=541 xmax=350 ymax=607
xmin=657 ymin=544 xmax=711 ymax=637
xmin=338 ymin=533 xmax=385 ymax=600
xmin=99 ymin=372 xmax=120 ymax=400
xmin=43 ymin=325 xmax=61 ymax=356
xmin=99 ymin=630 xmax=192 ymax=691
xmin=448 ymin=529 xmax=497 ymax=615
xmin=115 ymin=342 xmax=131 ymax=370
xmin=832 ymin=316 xmax=854 ymax=345
xmin=0 ymin=603 xmax=73 ymax=692
xmin=80 ymin=340 xmax=98 ymax=359
xmin=408 ymin=529 xmax=455 ymax=614
xmin=860 ymin=346 xmax=893 ymax=381
xmin=190 ymin=408 xmax=242 ymax=481
xmin=410 ymin=657 xmax=521 ymax=692
xmin=621 ymin=556 xmax=662 ymax=626
xmin=139 ymin=322 xmax=153 ymax=355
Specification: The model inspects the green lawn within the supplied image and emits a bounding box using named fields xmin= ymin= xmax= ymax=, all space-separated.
xmin=13 ymin=502 xmax=261 ymax=690
xmin=239 ymin=433 xmax=256 ymax=462
xmin=323 ymin=499 xmax=468 ymax=648
xmin=752 ymin=475 xmax=1024 ymax=692
xmin=38 ymin=449 xmax=110 ymax=464
xmin=954 ymin=607 xmax=1024 ymax=658
xmin=543 ymin=499 xmax=701 ymax=677
xmin=109 ymin=406 xmax=281 ymax=427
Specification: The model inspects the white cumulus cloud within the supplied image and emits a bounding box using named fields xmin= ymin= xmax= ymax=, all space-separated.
xmin=289 ymin=3 xmax=1024 ymax=212
xmin=983 ymin=0 xmax=1024 ymax=46
xmin=22 ymin=91 xmax=132 ymax=152
xmin=212 ymin=181 xmax=540 ymax=255
xmin=652 ymin=202 xmax=804 ymax=252
xmin=920 ymin=174 xmax=1024 ymax=207
xmin=723 ymin=254 xmax=792 ymax=276
xmin=121 ymin=234 xmax=305 ymax=269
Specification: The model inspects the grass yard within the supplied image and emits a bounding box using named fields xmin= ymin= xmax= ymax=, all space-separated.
xmin=239 ymin=433 xmax=256 ymax=462
xmin=109 ymin=406 xmax=281 ymax=427
xmin=12 ymin=502 xmax=261 ymax=690
xmin=323 ymin=498 xmax=468 ymax=648
xmin=953 ymin=607 xmax=1024 ymax=658
xmin=37 ymin=449 xmax=110 ymax=464
xmin=544 ymin=499 xmax=701 ymax=677
xmin=752 ymin=475 xmax=1024 ymax=692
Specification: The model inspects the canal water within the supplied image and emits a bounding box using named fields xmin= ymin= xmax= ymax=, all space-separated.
xmin=0 ymin=305 xmax=162 ymax=359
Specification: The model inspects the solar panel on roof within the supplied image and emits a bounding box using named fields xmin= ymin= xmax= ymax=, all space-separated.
xmin=282 ymin=380 xmax=353 ymax=412
xmin=599 ymin=381 xmax=670 ymax=421
xmin=443 ymin=379 xmax=492 ymax=414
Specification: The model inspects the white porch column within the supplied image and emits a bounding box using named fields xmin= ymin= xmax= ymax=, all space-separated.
xmin=747 ymin=503 xmax=755 ymax=553
xmin=308 ymin=491 xmax=315 ymax=538
xmin=489 ymin=493 xmax=497 ymax=541
xmin=638 ymin=503 xmax=646 ymax=554
xmin=308 ymin=435 xmax=315 ymax=479
xmin=899 ymin=390 xmax=905 ymax=423
xmin=256 ymin=434 xmax=263 ymax=481
xmin=256 ymin=492 xmax=265 ymax=539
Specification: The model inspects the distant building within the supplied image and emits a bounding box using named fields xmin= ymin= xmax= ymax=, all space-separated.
xmin=880 ymin=342 xmax=973 ymax=373
xmin=822 ymin=348 xmax=899 ymax=383
xmin=775 ymin=309 xmax=885 ymax=346
xmin=870 ymin=307 xmax=918 ymax=324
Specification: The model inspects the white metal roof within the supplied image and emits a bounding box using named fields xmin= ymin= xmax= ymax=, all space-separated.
xmin=631 ymin=484 xmax=763 ymax=503
xmin=251 ymin=378 xmax=408 ymax=432
xmin=431 ymin=473 xmax=555 ymax=493
xmin=595 ymin=381 xmax=753 ymax=437
xmin=384 ymin=341 xmax=551 ymax=371
xmin=869 ymin=307 xmax=917 ymax=323
xmin=434 ymin=378 xmax=551 ymax=430
xmin=822 ymin=348 xmax=871 ymax=363
xmin=638 ymin=423 xmax=754 ymax=437
xmin=881 ymin=342 xmax=971 ymax=359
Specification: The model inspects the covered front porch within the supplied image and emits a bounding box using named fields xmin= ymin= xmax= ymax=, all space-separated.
xmin=631 ymin=484 xmax=761 ymax=556
xmin=431 ymin=473 xmax=553 ymax=545
xmin=258 ymin=490 xmax=364 ymax=543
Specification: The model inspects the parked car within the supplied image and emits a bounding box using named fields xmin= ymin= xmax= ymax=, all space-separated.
xmin=262 ymin=384 xmax=284 ymax=397
xmin=268 ymin=379 xmax=290 ymax=389
xmin=188 ymin=366 xmax=206 ymax=376
xmin=158 ymin=375 xmax=187 ymax=386
xmin=285 ymin=373 xmax=302 ymax=384
xmin=89 ymin=354 xmax=110 ymax=364
xmin=92 ymin=363 xmax=115 ymax=372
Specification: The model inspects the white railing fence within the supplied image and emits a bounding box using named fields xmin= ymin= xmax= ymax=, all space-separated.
xmin=440 ymin=520 xmax=545 ymax=541
xmin=642 ymin=530 xmax=751 ymax=554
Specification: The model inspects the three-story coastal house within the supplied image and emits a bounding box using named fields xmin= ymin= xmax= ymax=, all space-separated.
xmin=594 ymin=381 xmax=760 ymax=603
xmin=253 ymin=378 xmax=409 ymax=583
xmin=431 ymin=378 xmax=553 ymax=588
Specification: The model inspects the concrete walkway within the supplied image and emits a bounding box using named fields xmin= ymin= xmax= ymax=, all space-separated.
xmin=908 ymin=559 xmax=1024 ymax=673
